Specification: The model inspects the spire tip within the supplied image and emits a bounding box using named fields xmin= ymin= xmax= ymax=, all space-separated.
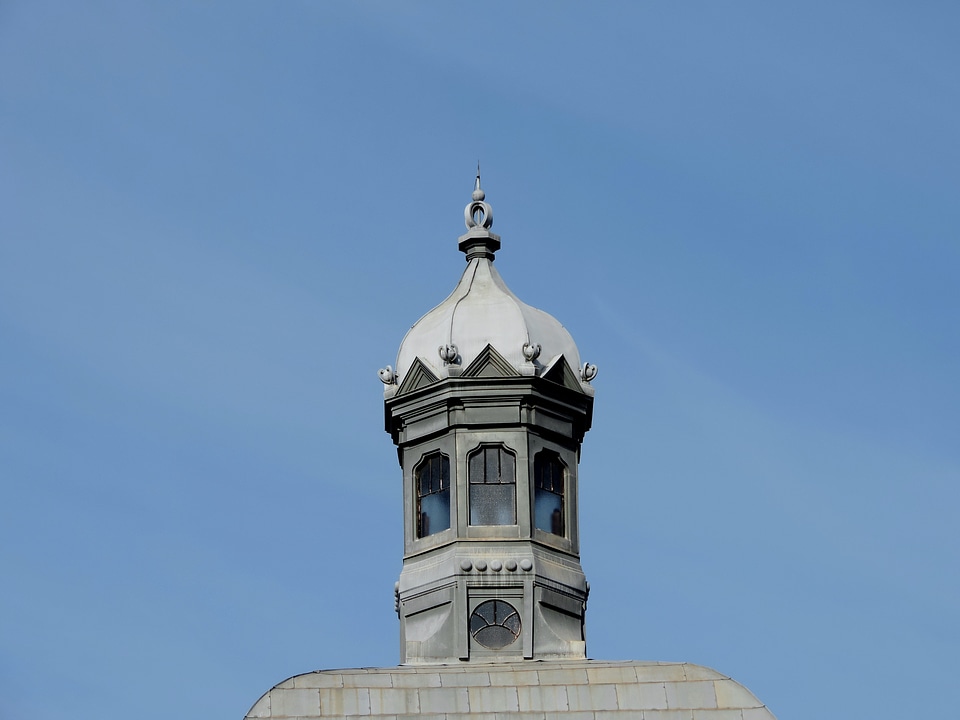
xmin=472 ymin=163 xmax=484 ymax=201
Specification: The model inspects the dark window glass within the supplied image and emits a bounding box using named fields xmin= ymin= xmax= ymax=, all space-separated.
xmin=468 ymin=446 xmax=516 ymax=525
xmin=534 ymin=451 xmax=564 ymax=536
xmin=416 ymin=453 xmax=450 ymax=538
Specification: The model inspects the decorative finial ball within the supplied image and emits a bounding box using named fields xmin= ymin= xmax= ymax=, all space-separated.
xmin=438 ymin=344 xmax=459 ymax=364
xmin=472 ymin=188 xmax=485 ymax=201
xmin=581 ymin=363 xmax=598 ymax=382
xmin=378 ymin=366 xmax=397 ymax=385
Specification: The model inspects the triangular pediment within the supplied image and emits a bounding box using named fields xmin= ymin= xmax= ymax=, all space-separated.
xmin=461 ymin=344 xmax=518 ymax=378
xmin=396 ymin=357 xmax=440 ymax=395
xmin=542 ymin=354 xmax=584 ymax=392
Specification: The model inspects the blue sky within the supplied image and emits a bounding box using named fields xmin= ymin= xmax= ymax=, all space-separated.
xmin=1 ymin=2 xmax=957 ymax=718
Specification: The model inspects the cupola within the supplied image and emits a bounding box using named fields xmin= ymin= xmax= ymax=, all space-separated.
xmin=380 ymin=175 xmax=598 ymax=665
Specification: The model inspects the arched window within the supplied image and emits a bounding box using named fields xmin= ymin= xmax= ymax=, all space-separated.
xmin=416 ymin=453 xmax=450 ymax=538
xmin=534 ymin=451 xmax=564 ymax=536
xmin=468 ymin=446 xmax=516 ymax=526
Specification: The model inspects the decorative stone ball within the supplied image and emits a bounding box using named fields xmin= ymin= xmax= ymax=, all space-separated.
xmin=475 ymin=560 xmax=488 ymax=572
xmin=505 ymin=560 xmax=518 ymax=571
xmin=460 ymin=560 xmax=473 ymax=572
xmin=490 ymin=560 xmax=503 ymax=572
xmin=520 ymin=559 xmax=533 ymax=571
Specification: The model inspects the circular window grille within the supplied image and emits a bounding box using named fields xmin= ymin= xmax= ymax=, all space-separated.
xmin=469 ymin=600 xmax=521 ymax=649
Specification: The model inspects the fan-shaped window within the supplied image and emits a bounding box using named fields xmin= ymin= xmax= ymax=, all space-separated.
xmin=534 ymin=451 xmax=564 ymax=536
xmin=468 ymin=446 xmax=516 ymax=526
xmin=416 ymin=453 xmax=450 ymax=538
xmin=469 ymin=600 xmax=521 ymax=649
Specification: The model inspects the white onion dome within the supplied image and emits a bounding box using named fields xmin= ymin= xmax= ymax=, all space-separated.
xmin=392 ymin=175 xmax=586 ymax=383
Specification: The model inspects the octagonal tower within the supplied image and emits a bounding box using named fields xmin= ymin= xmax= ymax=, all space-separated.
xmin=380 ymin=175 xmax=598 ymax=665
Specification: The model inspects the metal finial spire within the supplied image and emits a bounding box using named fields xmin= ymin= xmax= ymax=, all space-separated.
xmin=473 ymin=163 xmax=484 ymax=201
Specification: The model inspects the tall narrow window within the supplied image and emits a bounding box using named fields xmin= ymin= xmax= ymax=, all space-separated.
xmin=468 ymin=446 xmax=516 ymax=526
xmin=416 ymin=453 xmax=450 ymax=538
xmin=534 ymin=451 xmax=564 ymax=536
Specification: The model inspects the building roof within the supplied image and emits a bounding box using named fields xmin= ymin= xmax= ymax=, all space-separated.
xmin=392 ymin=175 xmax=583 ymax=383
xmin=395 ymin=256 xmax=582 ymax=380
xmin=245 ymin=659 xmax=776 ymax=719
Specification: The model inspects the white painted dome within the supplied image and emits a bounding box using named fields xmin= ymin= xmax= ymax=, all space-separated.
xmin=396 ymin=255 xmax=581 ymax=379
